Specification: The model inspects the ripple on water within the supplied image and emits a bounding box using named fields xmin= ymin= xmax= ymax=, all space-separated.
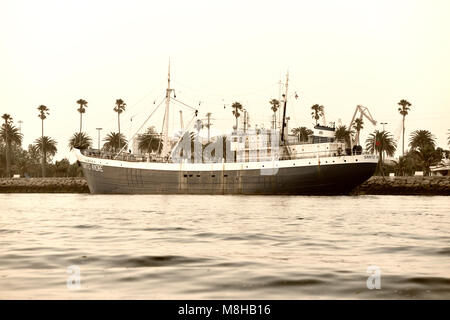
xmin=105 ymin=255 xmax=209 ymax=268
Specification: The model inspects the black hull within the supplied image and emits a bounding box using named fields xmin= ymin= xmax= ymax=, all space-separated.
xmin=81 ymin=162 xmax=376 ymax=195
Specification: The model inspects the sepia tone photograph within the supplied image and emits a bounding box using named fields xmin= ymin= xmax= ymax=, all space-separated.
xmin=1 ymin=0 xmax=449 ymax=306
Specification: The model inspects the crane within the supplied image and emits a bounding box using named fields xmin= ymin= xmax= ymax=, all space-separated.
xmin=348 ymin=105 xmax=377 ymax=150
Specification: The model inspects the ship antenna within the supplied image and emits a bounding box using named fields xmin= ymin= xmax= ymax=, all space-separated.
xmin=280 ymin=70 xmax=289 ymax=142
xmin=161 ymin=59 xmax=174 ymax=159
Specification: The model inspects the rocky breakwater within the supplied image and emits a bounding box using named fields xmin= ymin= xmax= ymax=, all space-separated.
xmin=352 ymin=176 xmax=450 ymax=196
xmin=0 ymin=178 xmax=90 ymax=193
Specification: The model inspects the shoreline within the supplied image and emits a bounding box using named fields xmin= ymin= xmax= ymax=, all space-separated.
xmin=0 ymin=176 xmax=449 ymax=195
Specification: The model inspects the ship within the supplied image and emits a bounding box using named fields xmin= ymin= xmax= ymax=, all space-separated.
xmin=74 ymin=68 xmax=378 ymax=195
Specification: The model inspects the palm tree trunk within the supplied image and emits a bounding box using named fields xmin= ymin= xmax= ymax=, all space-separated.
xmin=235 ymin=117 xmax=238 ymax=131
xmin=378 ymin=151 xmax=384 ymax=177
xmin=80 ymin=113 xmax=82 ymax=134
xmin=4 ymin=120 xmax=10 ymax=178
xmin=41 ymin=118 xmax=45 ymax=177
xmin=402 ymin=115 xmax=405 ymax=156
xmin=118 ymin=114 xmax=121 ymax=151
xmin=273 ymin=112 xmax=277 ymax=130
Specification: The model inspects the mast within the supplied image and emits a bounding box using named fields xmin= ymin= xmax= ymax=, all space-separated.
xmin=280 ymin=71 xmax=289 ymax=142
xmin=179 ymin=110 xmax=184 ymax=131
xmin=161 ymin=61 xmax=174 ymax=158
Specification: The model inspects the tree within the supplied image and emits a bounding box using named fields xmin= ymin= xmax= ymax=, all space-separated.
xmin=76 ymin=99 xmax=88 ymax=133
xmin=54 ymin=158 xmax=71 ymax=177
xmin=137 ymin=126 xmax=163 ymax=154
xmin=311 ymin=104 xmax=324 ymax=125
xmin=33 ymin=136 xmax=58 ymax=172
xmin=291 ymin=127 xmax=313 ymax=142
xmin=114 ymin=99 xmax=126 ymax=151
xmin=409 ymin=130 xmax=435 ymax=151
xmin=103 ymin=132 xmax=127 ymax=153
xmin=334 ymin=125 xmax=353 ymax=146
xmin=411 ymin=146 xmax=441 ymax=176
xmin=397 ymin=99 xmax=412 ymax=156
xmin=68 ymin=132 xmax=93 ymax=150
xmin=447 ymin=129 xmax=450 ymax=146
xmin=365 ymin=130 xmax=397 ymax=176
xmin=352 ymin=118 xmax=364 ymax=145
xmin=269 ymin=99 xmax=280 ymax=130
xmin=1 ymin=114 xmax=13 ymax=177
xmin=37 ymin=105 xmax=50 ymax=177
xmin=392 ymin=155 xmax=414 ymax=176
xmin=231 ymin=102 xmax=243 ymax=131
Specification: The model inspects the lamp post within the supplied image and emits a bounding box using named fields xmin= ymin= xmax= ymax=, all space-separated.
xmin=96 ymin=128 xmax=102 ymax=150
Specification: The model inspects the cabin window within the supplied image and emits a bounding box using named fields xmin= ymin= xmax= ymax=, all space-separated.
xmin=224 ymin=174 xmax=228 ymax=177
xmin=212 ymin=175 xmax=215 ymax=177
xmin=183 ymin=174 xmax=187 ymax=177
xmin=197 ymin=174 xmax=200 ymax=177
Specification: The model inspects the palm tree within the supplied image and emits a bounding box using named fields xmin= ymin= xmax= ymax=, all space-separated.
xmin=114 ymin=99 xmax=126 ymax=150
xmin=365 ymin=130 xmax=397 ymax=176
xmin=137 ymin=126 xmax=163 ymax=154
xmin=231 ymin=102 xmax=243 ymax=130
xmin=352 ymin=118 xmax=364 ymax=145
xmin=448 ymin=129 xmax=450 ymax=146
xmin=103 ymin=132 xmax=127 ymax=153
xmin=1 ymin=115 xmax=23 ymax=177
xmin=76 ymin=99 xmax=88 ymax=133
xmin=269 ymin=99 xmax=280 ymax=130
xmin=68 ymin=132 xmax=93 ymax=150
xmin=335 ymin=125 xmax=353 ymax=146
xmin=291 ymin=127 xmax=313 ymax=142
xmin=33 ymin=136 xmax=58 ymax=172
xmin=311 ymin=104 xmax=324 ymax=125
xmin=409 ymin=130 xmax=435 ymax=151
xmin=37 ymin=105 xmax=49 ymax=177
xmin=398 ymin=99 xmax=412 ymax=156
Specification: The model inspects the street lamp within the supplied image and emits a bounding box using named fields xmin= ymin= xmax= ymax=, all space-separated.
xmin=96 ymin=128 xmax=102 ymax=150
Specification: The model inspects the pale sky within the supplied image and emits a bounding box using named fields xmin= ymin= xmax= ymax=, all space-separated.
xmin=1 ymin=0 xmax=449 ymax=162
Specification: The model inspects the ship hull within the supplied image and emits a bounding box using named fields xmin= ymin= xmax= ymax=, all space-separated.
xmin=76 ymin=151 xmax=377 ymax=195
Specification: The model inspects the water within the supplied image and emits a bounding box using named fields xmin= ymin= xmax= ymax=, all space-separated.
xmin=0 ymin=194 xmax=449 ymax=299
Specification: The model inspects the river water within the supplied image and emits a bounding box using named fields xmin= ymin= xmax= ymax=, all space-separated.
xmin=0 ymin=194 xmax=449 ymax=299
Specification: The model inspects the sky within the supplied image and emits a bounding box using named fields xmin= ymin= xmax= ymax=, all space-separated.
xmin=1 ymin=0 xmax=449 ymax=162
